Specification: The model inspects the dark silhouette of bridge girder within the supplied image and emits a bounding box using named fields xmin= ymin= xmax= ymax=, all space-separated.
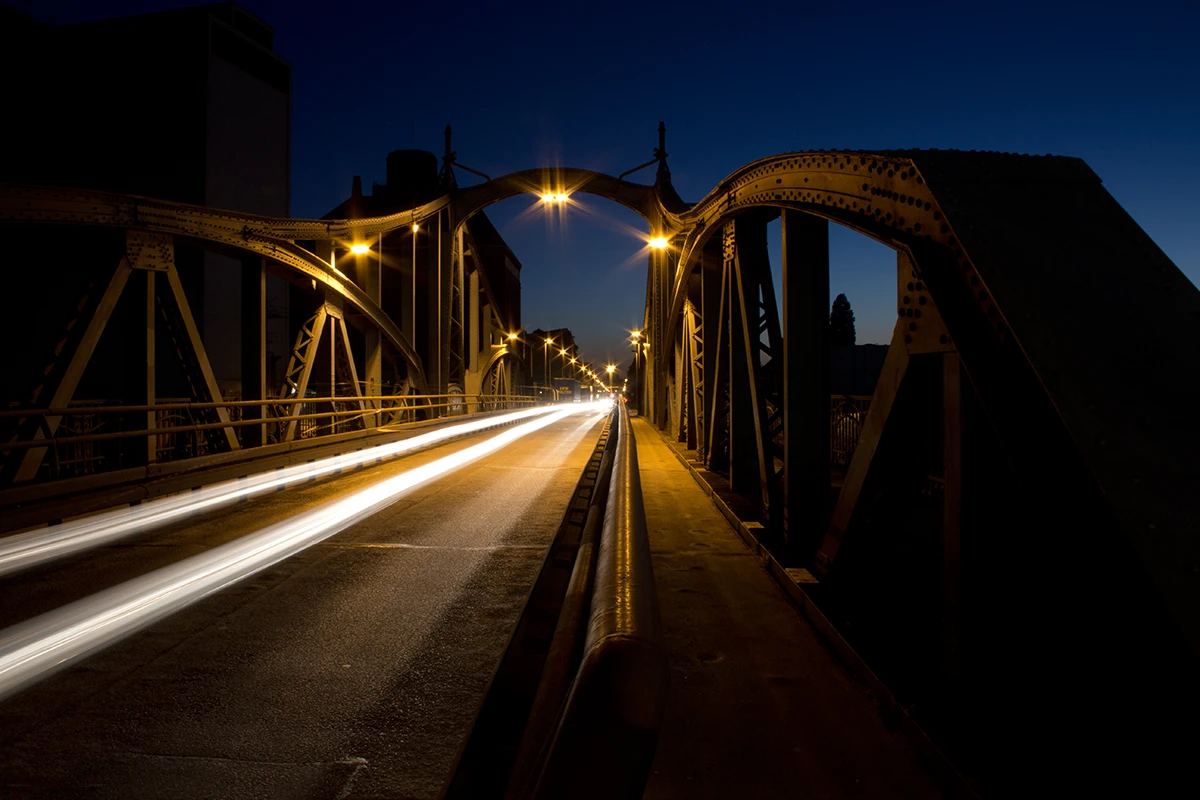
xmin=638 ymin=148 xmax=1200 ymax=793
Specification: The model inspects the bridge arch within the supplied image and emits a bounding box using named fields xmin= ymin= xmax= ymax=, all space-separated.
xmin=452 ymin=167 xmax=658 ymax=224
xmin=658 ymin=151 xmax=1000 ymax=352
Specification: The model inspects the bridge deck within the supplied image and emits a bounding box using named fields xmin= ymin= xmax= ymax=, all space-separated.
xmin=0 ymin=412 xmax=606 ymax=799
xmin=634 ymin=417 xmax=942 ymax=799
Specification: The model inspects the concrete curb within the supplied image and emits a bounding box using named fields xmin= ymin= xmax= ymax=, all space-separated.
xmin=644 ymin=421 xmax=980 ymax=800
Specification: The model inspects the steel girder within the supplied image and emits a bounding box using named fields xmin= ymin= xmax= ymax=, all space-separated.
xmin=0 ymin=184 xmax=429 ymax=392
xmin=644 ymin=148 xmax=1200 ymax=666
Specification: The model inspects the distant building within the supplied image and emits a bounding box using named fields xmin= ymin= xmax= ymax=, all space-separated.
xmin=527 ymin=328 xmax=578 ymax=388
xmin=321 ymin=151 xmax=524 ymax=394
xmin=2 ymin=2 xmax=292 ymax=398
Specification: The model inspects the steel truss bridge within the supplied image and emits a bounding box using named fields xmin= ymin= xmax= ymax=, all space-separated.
xmin=2 ymin=129 xmax=1199 ymax=794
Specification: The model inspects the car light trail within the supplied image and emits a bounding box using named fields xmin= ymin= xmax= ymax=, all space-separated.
xmin=0 ymin=405 xmax=577 ymax=578
xmin=0 ymin=401 xmax=611 ymax=701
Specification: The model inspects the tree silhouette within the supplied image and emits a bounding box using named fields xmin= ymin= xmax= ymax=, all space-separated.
xmin=830 ymin=293 xmax=856 ymax=346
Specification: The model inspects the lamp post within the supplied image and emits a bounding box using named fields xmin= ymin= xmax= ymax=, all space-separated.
xmin=507 ymin=328 xmax=522 ymax=370
xmin=543 ymin=336 xmax=555 ymax=394
xmin=629 ymin=330 xmax=642 ymax=412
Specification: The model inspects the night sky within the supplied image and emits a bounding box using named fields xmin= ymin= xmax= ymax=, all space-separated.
xmin=14 ymin=0 xmax=1200 ymax=371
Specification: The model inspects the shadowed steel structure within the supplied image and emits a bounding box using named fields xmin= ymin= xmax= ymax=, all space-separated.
xmin=2 ymin=129 xmax=1199 ymax=793
xmin=636 ymin=145 xmax=1200 ymax=794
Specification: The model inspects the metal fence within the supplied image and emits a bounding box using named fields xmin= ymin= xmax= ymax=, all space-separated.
xmin=831 ymin=395 xmax=872 ymax=468
xmin=1 ymin=391 xmax=537 ymax=485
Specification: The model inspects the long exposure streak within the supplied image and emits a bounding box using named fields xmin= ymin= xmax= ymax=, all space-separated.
xmin=0 ymin=406 xmax=573 ymax=577
xmin=0 ymin=402 xmax=611 ymax=701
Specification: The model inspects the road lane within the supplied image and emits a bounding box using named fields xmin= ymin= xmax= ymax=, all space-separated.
xmin=0 ymin=409 xmax=607 ymax=800
xmin=0 ymin=406 xmax=567 ymax=578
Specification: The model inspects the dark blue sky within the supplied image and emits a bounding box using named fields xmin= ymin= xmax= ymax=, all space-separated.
xmin=17 ymin=0 xmax=1200 ymax=369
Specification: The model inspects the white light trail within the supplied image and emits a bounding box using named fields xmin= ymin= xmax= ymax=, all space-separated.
xmin=0 ymin=401 xmax=611 ymax=701
xmin=0 ymin=406 xmax=575 ymax=577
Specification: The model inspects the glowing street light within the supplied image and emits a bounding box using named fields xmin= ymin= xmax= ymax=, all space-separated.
xmin=349 ymin=243 xmax=371 ymax=255
xmin=648 ymin=236 xmax=668 ymax=250
xmin=540 ymin=192 xmax=570 ymax=203
xmin=412 ymin=223 xmax=420 ymax=233
xmin=543 ymin=337 xmax=555 ymax=387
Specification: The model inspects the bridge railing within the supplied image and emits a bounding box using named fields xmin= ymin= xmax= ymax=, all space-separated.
xmin=830 ymin=394 xmax=873 ymax=468
xmin=508 ymin=399 xmax=668 ymax=800
xmin=0 ymin=393 xmax=537 ymax=485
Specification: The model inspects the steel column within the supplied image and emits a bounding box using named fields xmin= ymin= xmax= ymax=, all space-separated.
xmin=144 ymin=268 xmax=157 ymax=464
xmin=449 ymin=225 xmax=466 ymax=392
xmin=698 ymin=241 xmax=722 ymax=461
xmin=725 ymin=222 xmax=758 ymax=495
xmin=781 ymin=209 xmax=830 ymax=552
xmin=729 ymin=216 xmax=785 ymax=526
xmin=363 ymin=233 xmax=382 ymax=424
xmin=942 ymin=351 xmax=962 ymax=679
xmin=704 ymin=248 xmax=731 ymax=474
xmin=683 ymin=300 xmax=702 ymax=451
xmin=240 ymin=256 xmax=267 ymax=446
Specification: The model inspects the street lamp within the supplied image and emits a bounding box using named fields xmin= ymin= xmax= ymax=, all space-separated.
xmin=648 ymin=236 xmax=668 ymax=250
xmin=605 ymin=364 xmax=616 ymax=392
xmin=543 ymin=337 xmax=554 ymax=388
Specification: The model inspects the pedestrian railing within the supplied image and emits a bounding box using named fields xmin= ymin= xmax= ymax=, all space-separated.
xmin=0 ymin=392 xmax=537 ymax=485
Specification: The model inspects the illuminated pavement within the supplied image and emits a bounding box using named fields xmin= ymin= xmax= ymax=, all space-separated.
xmin=0 ymin=409 xmax=607 ymax=799
xmin=633 ymin=417 xmax=942 ymax=799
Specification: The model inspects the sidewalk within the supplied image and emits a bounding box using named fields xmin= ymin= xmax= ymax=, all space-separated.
xmin=634 ymin=417 xmax=943 ymax=799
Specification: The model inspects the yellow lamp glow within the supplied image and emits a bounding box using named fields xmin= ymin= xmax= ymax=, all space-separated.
xmin=648 ymin=237 xmax=668 ymax=250
xmin=349 ymin=243 xmax=370 ymax=255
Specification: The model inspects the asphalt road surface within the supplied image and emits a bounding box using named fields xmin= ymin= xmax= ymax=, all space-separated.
xmin=0 ymin=408 xmax=607 ymax=800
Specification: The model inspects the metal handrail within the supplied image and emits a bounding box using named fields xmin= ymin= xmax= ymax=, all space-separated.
xmin=0 ymin=393 xmax=535 ymax=418
xmin=0 ymin=395 xmax=538 ymax=451
xmin=529 ymin=400 xmax=668 ymax=799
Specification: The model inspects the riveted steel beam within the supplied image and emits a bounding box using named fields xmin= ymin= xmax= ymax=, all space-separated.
xmin=0 ymin=184 xmax=427 ymax=392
